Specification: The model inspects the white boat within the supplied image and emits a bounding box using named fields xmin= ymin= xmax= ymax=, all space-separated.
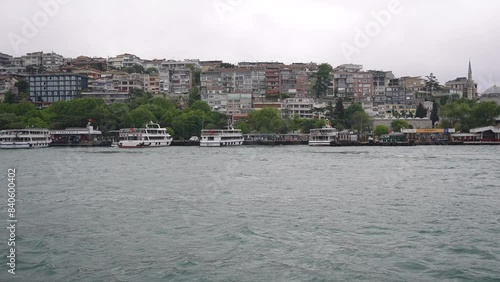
xmin=200 ymin=126 xmax=244 ymax=147
xmin=309 ymin=126 xmax=338 ymax=146
xmin=0 ymin=128 xmax=52 ymax=149
xmin=118 ymin=121 xmax=172 ymax=148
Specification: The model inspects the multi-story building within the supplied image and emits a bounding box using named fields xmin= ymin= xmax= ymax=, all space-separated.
xmin=202 ymin=88 xmax=227 ymax=114
xmin=107 ymin=53 xmax=142 ymax=69
xmin=169 ymin=69 xmax=192 ymax=94
xmin=71 ymin=56 xmax=107 ymax=71
xmin=227 ymin=92 xmax=252 ymax=116
xmin=445 ymin=77 xmax=478 ymax=98
xmin=282 ymin=98 xmax=314 ymax=119
xmin=280 ymin=68 xmax=308 ymax=97
xmin=399 ymin=76 xmax=426 ymax=92
xmin=22 ymin=51 xmax=65 ymax=69
xmin=200 ymin=70 xmax=222 ymax=90
xmin=0 ymin=52 xmax=12 ymax=66
xmin=29 ymin=73 xmax=88 ymax=105
xmin=160 ymin=60 xmax=201 ymax=70
xmin=332 ymin=64 xmax=363 ymax=99
xmin=142 ymin=59 xmax=165 ymax=70
xmin=148 ymin=74 xmax=160 ymax=94
xmin=265 ymin=67 xmax=280 ymax=96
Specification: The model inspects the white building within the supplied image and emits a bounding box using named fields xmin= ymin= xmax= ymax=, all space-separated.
xmin=22 ymin=51 xmax=65 ymax=69
xmin=282 ymin=98 xmax=314 ymax=119
xmin=107 ymin=53 xmax=143 ymax=69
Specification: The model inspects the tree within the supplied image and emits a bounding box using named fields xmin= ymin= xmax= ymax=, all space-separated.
xmin=312 ymin=63 xmax=332 ymax=98
xmin=430 ymin=101 xmax=439 ymax=127
xmin=425 ymin=73 xmax=441 ymax=95
xmin=391 ymin=119 xmax=410 ymax=132
xmin=247 ymin=107 xmax=282 ymax=133
xmin=3 ymin=91 xmax=15 ymax=104
xmin=15 ymin=80 xmax=29 ymax=94
xmin=146 ymin=67 xmax=158 ymax=74
xmin=469 ymin=101 xmax=500 ymax=128
xmin=415 ymin=102 xmax=427 ymax=118
xmin=190 ymin=100 xmax=211 ymax=113
xmin=349 ymin=111 xmax=371 ymax=132
xmin=187 ymin=87 xmax=201 ymax=106
xmin=344 ymin=102 xmax=364 ymax=129
xmin=374 ymin=125 xmax=389 ymax=137
xmin=127 ymin=107 xmax=156 ymax=127
xmin=333 ymin=99 xmax=345 ymax=123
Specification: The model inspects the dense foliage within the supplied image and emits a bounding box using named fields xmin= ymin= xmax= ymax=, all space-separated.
xmin=439 ymin=99 xmax=500 ymax=132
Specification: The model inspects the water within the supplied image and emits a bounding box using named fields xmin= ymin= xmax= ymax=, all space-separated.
xmin=1 ymin=145 xmax=499 ymax=281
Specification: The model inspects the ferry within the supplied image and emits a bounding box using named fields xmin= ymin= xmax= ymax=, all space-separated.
xmin=118 ymin=121 xmax=172 ymax=148
xmin=309 ymin=126 xmax=338 ymax=146
xmin=50 ymin=122 xmax=111 ymax=147
xmin=200 ymin=126 xmax=244 ymax=147
xmin=0 ymin=128 xmax=52 ymax=149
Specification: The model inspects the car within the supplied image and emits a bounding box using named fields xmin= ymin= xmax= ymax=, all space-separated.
xmin=189 ymin=136 xmax=199 ymax=141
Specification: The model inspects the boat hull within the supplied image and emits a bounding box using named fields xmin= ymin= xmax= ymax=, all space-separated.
xmin=118 ymin=140 xmax=172 ymax=148
xmin=200 ymin=140 xmax=243 ymax=147
xmin=0 ymin=142 xmax=50 ymax=149
xmin=308 ymin=141 xmax=332 ymax=146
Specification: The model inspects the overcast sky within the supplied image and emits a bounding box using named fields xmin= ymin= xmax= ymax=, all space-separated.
xmin=1 ymin=0 xmax=499 ymax=91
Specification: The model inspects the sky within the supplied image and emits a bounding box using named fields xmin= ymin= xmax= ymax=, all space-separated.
xmin=1 ymin=0 xmax=499 ymax=91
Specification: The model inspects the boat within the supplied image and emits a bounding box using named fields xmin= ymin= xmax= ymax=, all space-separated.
xmin=118 ymin=121 xmax=172 ymax=148
xmin=200 ymin=126 xmax=244 ymax=147
xmin=50 ymin=122 xmax=111 ymax=147
xmin=0 ymin=128 xmax=51 ymax=149
xmin=309 ymin=125 xmax=338 ymax=146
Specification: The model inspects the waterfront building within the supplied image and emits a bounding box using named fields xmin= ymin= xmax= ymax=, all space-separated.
xmin=29 ymin=73 xmax=88 ymax=106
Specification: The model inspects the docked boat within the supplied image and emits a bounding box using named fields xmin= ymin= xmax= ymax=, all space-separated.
xmin=0 ymin=128 xmax=51 ymax=149
xmin=309 ymin=126 xmax=338 ymax=146
xmin=118 ymin=121 xmax=172 ymax=148
xmin=50 ymin=122 xmax=111 ymax=147
xmin=200 ymin=126 xmax=244 ymax=147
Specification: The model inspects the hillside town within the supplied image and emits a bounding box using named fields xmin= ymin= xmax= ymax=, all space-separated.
xmin=0 ymin=51 xmax=499 ymax=135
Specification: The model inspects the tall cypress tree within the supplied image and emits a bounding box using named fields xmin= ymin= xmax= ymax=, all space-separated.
xmin=415 ymin=102 xmax=427 ymax=118
xmin=430 ymin=101 xmax=439 ymax=127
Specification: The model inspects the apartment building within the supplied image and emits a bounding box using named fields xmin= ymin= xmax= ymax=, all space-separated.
xmin=107 ymin=53 xmax=142 ymax=69
xmin=22 ymin=51 xmax=65 ymax=69
xmin=29 ymin=73 xmax=88 ymax=105
xmin=282 ymin=98 xmax=314 ymax=119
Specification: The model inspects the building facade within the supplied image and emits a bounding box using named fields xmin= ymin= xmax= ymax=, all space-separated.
xmin=29 ymin=73 xmax=88 ymax=104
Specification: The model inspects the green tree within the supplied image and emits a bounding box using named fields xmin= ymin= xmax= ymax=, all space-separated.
xmin=349 ymin=111 xmax=371 ymax=132
xmin=374 ymin=125 xmax=389 ymax=136
xmin=425 ymin=73 xmax=441 ymax=95
xmin=190 ymin=100 xmax=211 ymax=113
xmin=3 ymin=91 xmax=15 ymax=104
xmin=312 ymin=63 xmax=332 ymax=98
xmin=247 ymin=107 xmax=282 ymax=133
xmin=430 ymin=101 xmax=439 ymax=127
xmin=344 ymin=102 xmax=364 ymax=129
xmin=15 ymin=80 xmax=29 ymax=94
xmin=146 ymin=67 xmax=158 ymax=74
xmin=127 ymin=107 xmax=156 ymax=127
xmin=469 ymin=101 xmax=500 ymax=128
xmin=333 ymin=99 xmax=345 ymax=124
xmin=415 ymin=102 xmax=427 ymax=118
xmin=390 ymin=119 xmax=410 ymax=132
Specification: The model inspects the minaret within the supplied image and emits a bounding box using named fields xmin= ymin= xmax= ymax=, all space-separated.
xmin=467 ymin=59 xmax=473 ymax=99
